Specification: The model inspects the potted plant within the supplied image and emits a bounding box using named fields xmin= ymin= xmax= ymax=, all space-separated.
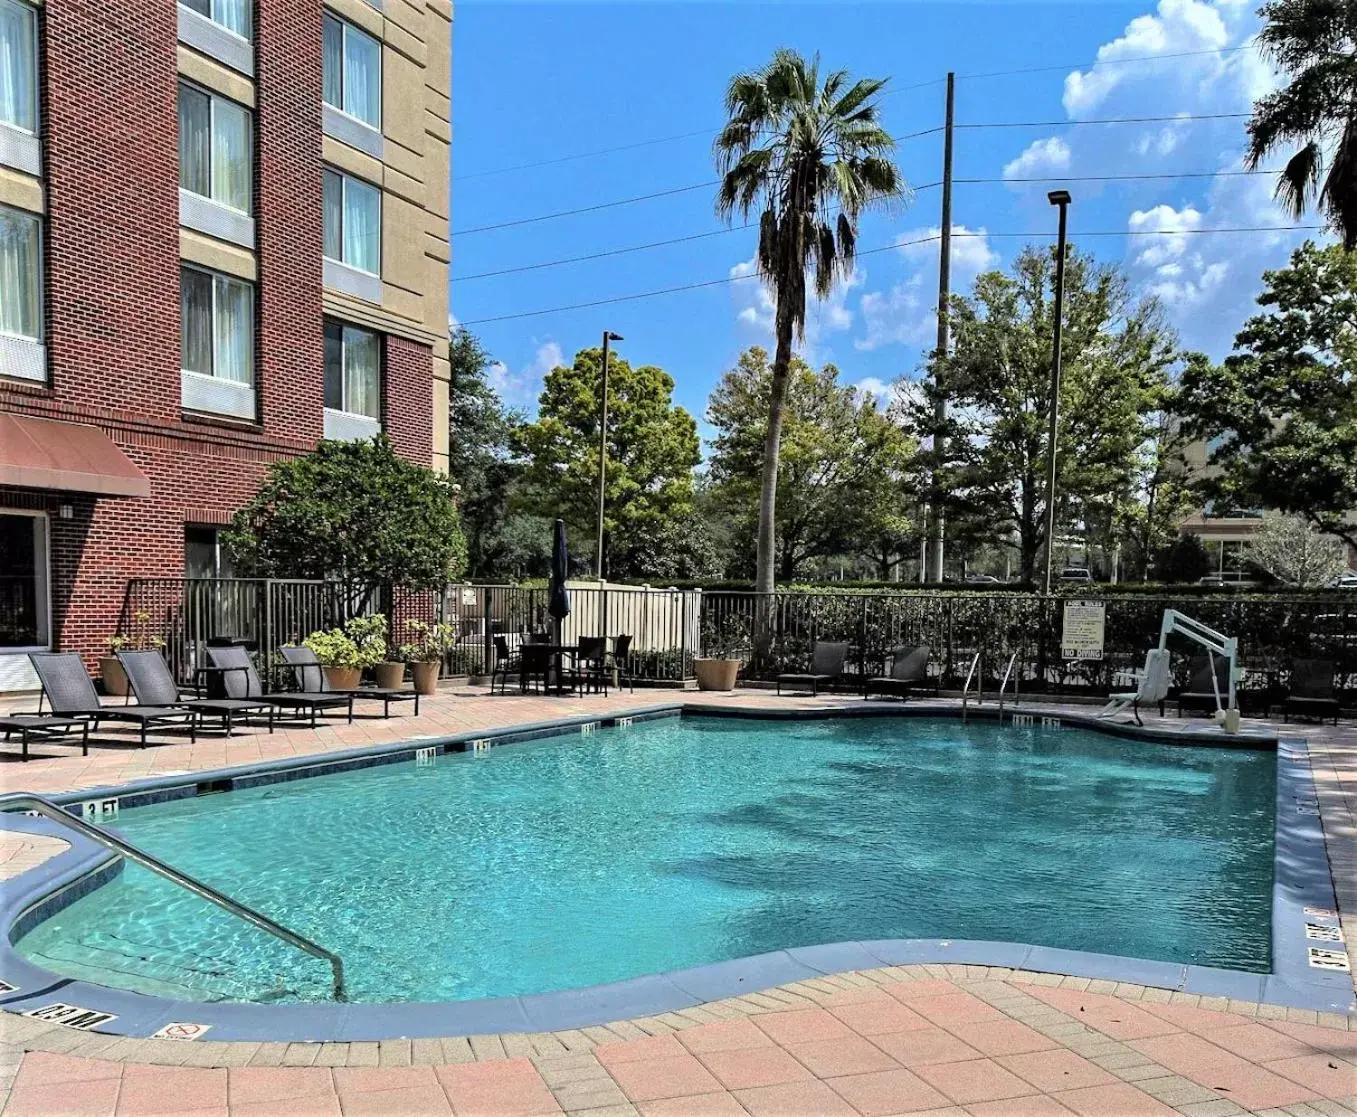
xmin=302 ymin=614 xmax=387 ymax=691
xmin=101 ymin=610 xmax=165 ymax=696
xmin=694 ymin=613 xmax=750 ymax=692
xmin=349 ymin=614 xmax=405 ymax=690
xmin=399 ymin=619 xmax=458 ymax=695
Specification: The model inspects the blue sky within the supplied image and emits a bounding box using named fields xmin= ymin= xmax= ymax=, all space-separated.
xmin=450 ymin=0 xmax=1321 ymax=437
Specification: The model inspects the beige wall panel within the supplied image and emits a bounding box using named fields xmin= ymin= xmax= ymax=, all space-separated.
xmin=0 ymin=167 xmax=43 ymax=213
xmin=424 ymin=137 xmax=449 ymax=220
xmin=323 ymin=136 xmax=383 ymax=183
xmin=177 ymin=45 xmax=256 ymax=105
xmin=180 ymin=229 xmax=258 ymax=280
xmin=381 ymin=283 xmax=424 ymax=323
xmin=382 ymin=142 xmax=426 ymax=190
xmin=325 ymin=0 xmax=383 ymax=37
xmin=383 ymin=49 xmax=427 ymax=151
xmin=382 ymin=191 xmax=427 ymax=292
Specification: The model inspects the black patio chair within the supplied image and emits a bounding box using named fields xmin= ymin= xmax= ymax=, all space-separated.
xmin=573 ymin=636 xmax=608 ymax=695
xmin=1 ymin=668 xmax=90 ymax=762
xmin=278 ymin=646 xmax=420 ymax=718
xmin=777 ymin=641 xmax=849 ymax=696
xmin=118 ymin=649 xmax=274 ymax=736
xmin=863 ymin=645 xmax=933 ymax=701
xmin=1284 ymin=659 xmax=1340 ymax=725
xmin=609 ymin=634 xmax=636 ymax=693
xmin=490 ymin=635 xmax=520 ymax=696
xmin=1177 ymin=653 xmax=1231 ymax=717
xmin=32 ymin=652 xmax=196 ymax=748
xmin=518 ymin=643 xmax=552 ymax=694
xmin=205 ymin=645 xmax=353 ymax=729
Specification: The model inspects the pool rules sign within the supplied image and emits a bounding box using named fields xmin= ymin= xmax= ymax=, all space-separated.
xmin=1061 ymin=600 xmax=1105 ymax=660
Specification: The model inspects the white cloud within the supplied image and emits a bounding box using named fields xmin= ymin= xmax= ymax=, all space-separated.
xmin=854 ymin=376 xmax=894 ymax=403
xmin=1128 ymin=203 xmax=1204 ymax=268
xmin=448 ymin=311 xmax=460 ymax=333
xmin=1003 ymin=137 xmax=1072 ymax=180
xmin=486 ymin=339 xmax=563 ymax=413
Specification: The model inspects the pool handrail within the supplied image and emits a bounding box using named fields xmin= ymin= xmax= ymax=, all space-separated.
xmin=997 ymin=652 xmax=1018 ymax=719
xmin=960 ymin=651 xmax=981 ymax=720
xmin=0 ymin=792 xmax=347 ymax=1002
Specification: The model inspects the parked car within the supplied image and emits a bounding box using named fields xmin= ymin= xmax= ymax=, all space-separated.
xmin=1058 ymin=567 xmax=1094 ymax=583
xmin=965 ymin=573 xmax=1001 ymax=584
xmin=1331 ymin=573 xmax=1357 ymax=590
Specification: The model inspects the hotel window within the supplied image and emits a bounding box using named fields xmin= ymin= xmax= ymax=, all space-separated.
xmin=323 ymin=168 xmax=380 ymax=275
xmin=181 ymin=266 xmax=254 ymax=386
xmin=0 ymin=0 xmax=37 ymax=134
xmin=179 ymin=0 xmax=250 ymax=39
xmin=324 ymin=320 xmax=381 ymax=420
xmin=178 ymin=82 xmax=252 ymax=214
xmin=323 ymin=13 xmax=381 ymax=129
xmin=0 ymin=204 xmax=40 ymax=343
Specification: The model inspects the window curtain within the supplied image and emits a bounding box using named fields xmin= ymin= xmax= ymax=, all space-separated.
xmin=180 ymin=269 xmax=213 ymax=375
xmin=344 ymin=177 xmax=380 ymax=274
xmin=212 ymin=0 xmax=250 ymax=38
xmin=178 ymin=86 xmax=211 ymax=198
xmin=344 ymin=326 xmax=381 ymax=418
xmin=212 ymin=98 xmax=251 ymax=213
xmin=322 ymin=16 xmax=343 ymax=111
xmin=214 ymin=276 xmax=253 ymax=384
xmin=323 ymin=170 xmax=343 ymax=261
xmin=343 ymin=27 xmax=380 ymax=127
xmin=0 ymin=1 xmax=36 ymax=133
xmin=0 ymin=207 xmax=39 ymax=339
xmin=323 ymin=321 xmax=344 ymax=410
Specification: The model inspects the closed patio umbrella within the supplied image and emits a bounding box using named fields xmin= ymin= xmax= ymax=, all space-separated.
xmin=548 ymin=519 xmax=570 ymax=642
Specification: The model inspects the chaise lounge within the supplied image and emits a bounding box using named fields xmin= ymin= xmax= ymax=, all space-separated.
xmin=863 ymin=645 xmax=933 ymax=701
xmin=118 ymin=649 xmax=275 ymax=735
xmin=279 ymin=646 xmax=420 ymax=718
xmin=32 ymin=652 xmax=197 ymax=748
xmin=1284 ymin=658 xmax=1341 ymax=725
xmin=205 ymin=645 xmax=353 ymax=728
xmin=777 ymin=641 xmax=849 ymax=696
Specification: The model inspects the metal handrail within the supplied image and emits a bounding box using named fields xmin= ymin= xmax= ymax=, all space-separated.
xmin=1 ymin=793 xmax=346 ymax=1002
xmin=997 ymin=652 xmax=1018 ymax=720
xmin=961 ymin=651 xmax=981 ymax=721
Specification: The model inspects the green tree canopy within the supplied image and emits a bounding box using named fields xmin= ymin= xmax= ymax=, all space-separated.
xmin=223 ymin=436 xmax=467 ymax=596
xmin=1176 ymin=241 xmax=1357 ymax=547
xmin=915 ymin=245 xmax=1176 ymax=584
xmin=516 ymin=346 xmax=702 ymax=580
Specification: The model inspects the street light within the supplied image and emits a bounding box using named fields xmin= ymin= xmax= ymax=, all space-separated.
xmin=596 ymin=330 xmax=624 ymax=581
xmin=1042 ymin=189 xmax=1071 ymax=595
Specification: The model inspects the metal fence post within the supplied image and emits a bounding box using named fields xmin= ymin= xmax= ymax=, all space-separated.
xmin=263 ymin=580 xmax=275 ymax=685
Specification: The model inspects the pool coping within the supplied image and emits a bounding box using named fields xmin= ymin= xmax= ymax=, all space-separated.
xmin=0 ymin=700 xmax=1352 ymax=1043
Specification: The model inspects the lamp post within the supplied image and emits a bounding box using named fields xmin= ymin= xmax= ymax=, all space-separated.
xmin=1042 ymin=189 xmax=1071 ymax=595
xmin=596 ymin=330 xmax=624 ymax=581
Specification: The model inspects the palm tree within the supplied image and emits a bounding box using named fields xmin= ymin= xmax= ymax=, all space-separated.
xmin=1245 ymin=0 xmax=1357 ymax=250
xmin=714 ymin=49 xmax=905 ymax=594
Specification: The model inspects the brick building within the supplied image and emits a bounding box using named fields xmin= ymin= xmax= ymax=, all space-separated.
xmin=0 ymin=0 xmax=452 ymax=690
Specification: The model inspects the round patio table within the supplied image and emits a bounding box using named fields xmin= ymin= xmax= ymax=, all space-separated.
xmin=520 ymin=644 xmax=579 ymax=695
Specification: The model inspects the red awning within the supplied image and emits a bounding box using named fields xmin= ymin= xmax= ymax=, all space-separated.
xmin=0 ymin=414 xmax=150 ymax=497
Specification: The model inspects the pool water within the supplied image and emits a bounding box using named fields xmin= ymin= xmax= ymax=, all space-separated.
xmin=17 ymin=716 xmax=1276 ymax=1004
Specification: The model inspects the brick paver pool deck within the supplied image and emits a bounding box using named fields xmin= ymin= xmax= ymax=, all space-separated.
xmin=1 ymin=686 xmax=1354 ymax=1116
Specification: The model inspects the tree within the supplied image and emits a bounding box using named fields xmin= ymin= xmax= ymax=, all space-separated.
xmin=516 ymin=346 xmax=702 ymax=580
xmin=447 ymin=328 xmax=550 ymax=579
xmin=1153 ymin=534 xmax=1212 ymax=584
xmin=1246 ymin=0 xmax=1357 ymax=250
xmin=914 ymin=246 xmax=1176 ymax=585
xmin=714 ymin=49 xmax=905 ymax=593
xmin=223 ymin=436 xmax=467 ymax=599
xmin=707 ymin=347 xmax=916 ymax=581
xmin=1248 ymin=513 xmax=1350 ymax=586
xmin=1176 ymin=242 xmax=1357 ymax=547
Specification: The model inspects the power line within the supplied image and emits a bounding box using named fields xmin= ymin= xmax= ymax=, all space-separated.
xmin=957 ymin=43 xmax=1254 ymax=81
xmin=955 ymin=111 xmax=1250 ymax=130
xmin=452 ymin=181 xmax=717 ymax=237
xmin=457 ymin=225 xmax=1321 ymax=325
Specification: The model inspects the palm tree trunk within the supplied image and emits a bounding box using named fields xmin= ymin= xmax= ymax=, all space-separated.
xmin=755 ymin=304 xmax=795 ymax=595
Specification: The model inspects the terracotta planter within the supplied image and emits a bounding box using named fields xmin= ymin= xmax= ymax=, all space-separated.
xmin=323 ymin=666 xmax=362 ymax=691
xmin=693 ymin=658 xmax=741 ymax=692
xmin=410 ymin=660 xmax=440 ymax=695
xmin=374 ymin=661 xmax=405 ymax=690
xmin=100 ymin=656 xmax=130 ymax=697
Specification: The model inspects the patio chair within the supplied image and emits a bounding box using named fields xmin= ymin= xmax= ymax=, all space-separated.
xmin=1284 ymin=659 xmax=1340 ymax=725
xmin=205 ymin=645 xmax=353 ymax=729
xmin=118 ymin=649 xmax=274 ymax=736
xmin=1 ymin=693 xmax=90 ymax=762
xmin=31 ymin=652 xmax=196 ymax=748
xmin=777 ymin=641 xmax=849 ymax=696
xmin=278 ymin=646 xmax=420 ymax=718
xmin=518 ymin=643 xmax=552 ymax=694
xmin=573 ymin=636 xmax=608 ymax=695
xmin=490 ymin=635 xmax=520 ymax=696
xmin=1099 ymin=648 xmax=1170 ymax=725
xmin=1176 ymin=653 xmax=1231 ymax=717
xmin=863 ymin=645 xmax=933 ymax=701
xmin=609 ymin=634 xmax=636 ymax=693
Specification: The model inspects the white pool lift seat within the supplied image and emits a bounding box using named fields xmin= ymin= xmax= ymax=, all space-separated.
xmin=1099 ymin=648 xmax=1171 ymax=726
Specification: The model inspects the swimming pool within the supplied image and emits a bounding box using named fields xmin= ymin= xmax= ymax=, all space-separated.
xmin=15 ymin=715 xmax=1276 ymax=1005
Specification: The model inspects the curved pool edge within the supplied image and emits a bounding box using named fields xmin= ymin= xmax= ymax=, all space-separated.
xmin=1 ymin=701 xmax=1352 ymax=1042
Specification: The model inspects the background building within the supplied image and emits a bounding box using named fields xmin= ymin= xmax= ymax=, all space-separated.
xmin=0 ymin=0 xmax=452 ymax=689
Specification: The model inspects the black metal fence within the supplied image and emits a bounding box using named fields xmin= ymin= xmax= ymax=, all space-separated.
xmin=122 ymin=579 xmax=1355 ymax=700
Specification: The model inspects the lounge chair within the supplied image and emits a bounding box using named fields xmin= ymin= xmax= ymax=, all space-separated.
xmin=489 ymin=635 xmax=520 ymax=695
xmin=777 ymin=641 xmax=849 ymax=696
xmin=1284 ymin=659 xmax=1340 ymax=725
xmin=863 ymin=645 xmax=933 ymax=701
xmin=31 ymin=652 xmax=196 ymax=748
xmin=205 ymin=645 xmax=353 ymax=728
xmin=1099 ymin=648 xmax=1170 ymax=725
xmin=278 ymin=646 xmax=420 ymax=717
xmin=1 ymin=698 xmax=90 ymax=762
xmin=117 ymin=649 xmax=275 ymax=736
xmin=1176 ymin=652 xmax=1230 ymax=717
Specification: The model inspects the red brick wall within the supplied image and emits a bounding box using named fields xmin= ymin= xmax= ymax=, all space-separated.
xmin=385 ymin=337 xmax=434 ymax=466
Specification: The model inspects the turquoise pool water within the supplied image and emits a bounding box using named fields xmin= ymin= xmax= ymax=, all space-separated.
xmin=17 ymin=716 xmax=1276 ymax=1004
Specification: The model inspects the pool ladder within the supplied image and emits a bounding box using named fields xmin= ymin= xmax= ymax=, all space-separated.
xmin=961 ymin=652 xmax=1018 ymax=723
xmin=997 ymin=652 xmax=1018 ymax=721
xmin=0 ymin=793 xmax=347 ymax=1002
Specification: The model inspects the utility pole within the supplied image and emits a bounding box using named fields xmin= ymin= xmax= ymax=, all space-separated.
xmin=929 ymin=71 xmax=955 ymax=584
xmin=1042 ymin=190 xmax=1071 ymax=595
xmin=596 ymin=330 xmax=623 ymax=581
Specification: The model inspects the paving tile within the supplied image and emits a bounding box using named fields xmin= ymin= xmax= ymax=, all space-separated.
xmin=871 ymin=1026 xmax=984 ymax=1068
xmin=604 ymin=1054 xmax=723 ymax=1103
xmin=825 ymin=1066 xmax=952 ymax=1116
xmin=1265 ymin=1024 xmax=1357 ymax=1065
xmin=13 ymin=1051 xmax=121 ymax=1085
xmin=965 ymin=1096 xmax=1079 ymax=1116
xmin=334 ymin=1065 xmax=438 ymax=1094
xmin=908 ymin=994 xmax=1005 ymax=1027
xmin=734 ymin=1078 xmax=859 ymax=1116
xmin=1181 ymin=1064 xmax=1321 ymax=1111
xmin=550 ymin=1078 xmax=631 ymax=1111
xmin=675 ymin=1019 xmax=773 ymax=1055
xmin=784 ymin=1035 xmax=899 ymax=1078
xmin=944 ymin=1021 xmax=1059 ymax=1057
xmin=828 ymin=998 xmax=930 ymax=1037
xmin=596 ymin=1036 xmax=688 ymax=1067
xmin=996 ymin=1049 xmax=1116 ymax=1092
xmin=1262 ymin=1055 xmax=1357 ymax=1100
xmin=228 ymin=1066 xmax=337 ymax=1106
xmin=752 ymin=1009 xmax=855 ymax=1046
xmin=693 ymin=1046 xmax=811 ymax=1090
xmin=1128 ymin=1034 xmax=1242 ymax=1078
xmin=635 ymin=1091 xmax=747 ymax=1117
xmin=1138 ymin=1002 xmax=1252 ymax=1035
xmin=881 ymin=980 xmax=962 ymax=1002
xmin=4 ymin=1075 xmax=121 ymax=1117
xmin=115 ymin=1064 xmax=227 ymax=1114
xmin=1050 ymin=1082 xmax=1178 ymax=1116
xmin=435 ymin=1057 xmax=561 ymax=1115
xmin=912 ymin=1058 xmax=1039 ymax=1105
xmin=1198 ymin=1025 xmax=1322 ymax=1063
xmin=335 ymin=1083 xmax=453 ymax=1115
